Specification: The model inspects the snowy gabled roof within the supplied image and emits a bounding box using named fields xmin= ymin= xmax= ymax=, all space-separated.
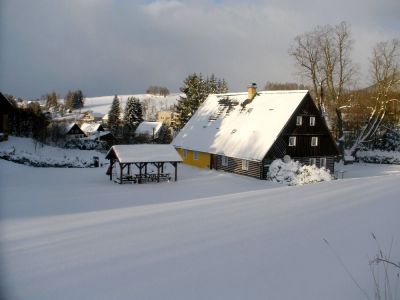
xmin=80 ymin=123 xmax=103 ymax=134
xmin=105 ymin=144 xmax=183 ymax=163
xmin=58 ymin=123 xmax=84 ymax=135
xmin=135 ymin=122 xmax=163 ymax=137
xmin=172 ymin=90 xmax=309 ymax=162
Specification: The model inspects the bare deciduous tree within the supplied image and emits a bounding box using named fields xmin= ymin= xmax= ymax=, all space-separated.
xmin=349 ymin=39 xmax=400 ymax=156
xmin=289 ymin=22 xmax=356 ymax=156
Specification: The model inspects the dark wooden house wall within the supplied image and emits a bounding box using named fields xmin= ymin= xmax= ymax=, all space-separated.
xmin=262 ymin=93 xmax=339 ymax=175
xmin=0 ymin=93 xmax=13 ymax=138
xmin=215 ymin=155 xmax=262 ymax=179
xmin=68 ymin=124 xmax=86 ymax=135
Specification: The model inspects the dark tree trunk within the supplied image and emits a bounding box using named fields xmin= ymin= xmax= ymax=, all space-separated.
xmin=335 ymin=108 xmax=345 ymax=157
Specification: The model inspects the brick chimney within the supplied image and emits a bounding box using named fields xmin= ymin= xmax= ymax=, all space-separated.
xmin=247 ymin=83 xmax=257 ymax=100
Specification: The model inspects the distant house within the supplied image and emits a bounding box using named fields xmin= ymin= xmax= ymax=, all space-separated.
xmin=156 ymin=111 xmax=179 ymax=128
xmin=60 ymin=123 xmax=86 ymax=141
xmin=80 ymin=123 xmax=105 ymax=137
xmin=79 ymin=111 xmax=95 ymax=123
xmin=172 ymin=84 xmax=340 ymax=179
xmin=135 ymin=121 xmax=163 ymax=141
xmin=0 ymin=92 xmax=14 ymax=141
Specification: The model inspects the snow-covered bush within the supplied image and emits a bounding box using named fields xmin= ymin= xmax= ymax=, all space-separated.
xmin=356 ymin=150 xmax=400 ymax=164
xmin=267 ymin=159 xmax=332 ymax=186
xmin=64 ymin=139 xmax=107 ymax=150
xmin=372 ymin=128 xmax=400 ymax=151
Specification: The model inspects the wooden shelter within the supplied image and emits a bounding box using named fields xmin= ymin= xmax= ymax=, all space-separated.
xmin=105 ymin=144 xmax=183 ymax=184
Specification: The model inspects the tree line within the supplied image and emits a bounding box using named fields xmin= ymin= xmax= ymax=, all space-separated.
xmin=288 ymin=21 xmax=399 ymax=156
xmin=146 ymin=86 xmax=170 ymax=97
xmin=45 ymin=89 xmax=85 ymax=112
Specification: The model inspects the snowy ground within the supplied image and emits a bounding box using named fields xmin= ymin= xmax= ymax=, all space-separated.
xmin=0 ymin=136 xmax=108 ymax=167
xmin=1 ymin=158 xmax=400 ymax=299
xmin=83 ymin=93 xmax=180 ymax=119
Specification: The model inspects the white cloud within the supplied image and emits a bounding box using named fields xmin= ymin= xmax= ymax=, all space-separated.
xmin=0 ymin=0 xmax=398 ymax=98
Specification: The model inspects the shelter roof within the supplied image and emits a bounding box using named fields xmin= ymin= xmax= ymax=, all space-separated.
xmin=105 ymin=144 xmax=183 ymax=163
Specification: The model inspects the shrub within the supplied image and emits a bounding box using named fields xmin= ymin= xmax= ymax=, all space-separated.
xmin=268 ymin=159 xmax=332 ymax=185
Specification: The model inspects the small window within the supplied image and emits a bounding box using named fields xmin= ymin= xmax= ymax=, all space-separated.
xmin=193 ymin=151 xmax=199 ymax=160
xmin=289 ymin=136 xmax=296 ymax=147
xmin=310 ymin=158 xmax=317 ymax=166
xmin=182 ymin=149 xmax=187 ymax=158
xmin=296 ymin=116 xmax=302 ymax=126
xmin=242 ymin=160 xmax=249 ymax=171
xmin=310 ymin=116 xmax=316 ymax=126
xmin=221 ymin=156 xmax=229 ymax=167
xmin=320 ymin=157 xmax=327 ymax=168
xmin=311 ymin=137 xmax=318 ymax=147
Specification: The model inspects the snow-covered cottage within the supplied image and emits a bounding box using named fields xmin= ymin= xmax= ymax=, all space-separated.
xmin=172 ymin=84 xmax=340 ymax=179
xmin=80 ymin=123 xmax=105 ymax=137
xmin=135 ymin=121 xmax=163 ymax=139
xmin=60 ymin=123 xmax=86 ymax=141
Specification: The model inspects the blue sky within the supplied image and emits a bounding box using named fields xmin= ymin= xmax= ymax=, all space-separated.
xmin=0 ymin=0 xmax=399 ymax=99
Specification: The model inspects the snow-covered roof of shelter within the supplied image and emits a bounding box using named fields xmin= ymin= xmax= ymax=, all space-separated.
xmin=80 ymin=123 xmax=102 ymax=134
xmin=105 ymin=144 xmax=183 ymax=163
xmin=136 ymin=122 xmax=163 ymax=136
xmin=172 ymin=90 xmax=309 ymax=162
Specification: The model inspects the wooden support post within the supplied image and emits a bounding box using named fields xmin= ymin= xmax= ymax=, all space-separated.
xmin=119 ymin=163 xmax=123 ymax=184
xmin=157 ymin=163 xmax=161 ymax=182
xmin=161 ymin=163 xmax=164 ymax=173
xmin=109 ymin=159 xmax=113 ymax=181
xmin=174 ymin=162 xmax=178 ymax=181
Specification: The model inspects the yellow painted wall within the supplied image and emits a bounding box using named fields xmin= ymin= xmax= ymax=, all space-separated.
xmin=176 ymin=148 xmax=210 ymax=169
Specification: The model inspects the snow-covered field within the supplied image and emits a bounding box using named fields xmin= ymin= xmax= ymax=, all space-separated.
xmin=0 ymin=136 xmax=108 ymax=167
xmin=1 ymin=155 xmax=400 ymax=299
xmin=83 ymin=93 xmax=180 ymax=118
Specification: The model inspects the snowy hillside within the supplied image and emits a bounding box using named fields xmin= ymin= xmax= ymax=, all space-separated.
xmin=1 ymin=158 xmax=400 ymax=300
xmin=82 ymin=93 xmax=181 ymax=120
xmin=0 ymin=136 xmax=107 ymax=167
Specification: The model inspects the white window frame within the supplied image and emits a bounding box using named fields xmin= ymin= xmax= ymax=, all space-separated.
xmin=311 ymin=137 xmax=318 ymax=147
xmin=296 ymin=116 xmax=302 ymax=126
xmin=309 ymin=158 xmax=317 ymax=166
xmin=221 ymin=156 xmax=229 ymax=167
xmin=320 ymin=157 xmax=327 ymax=169
xmin=310 ymin=116 xmax=316 ymax=126
xmin=242 ymin=160 xmax=249 ymax=171
xmin=289 ymin=136 xmax=296 ymax=147
xmin=193 ymin=151 xmax=199 ymax=160
xmin=182 ymin=149 xmax=187 ymax=159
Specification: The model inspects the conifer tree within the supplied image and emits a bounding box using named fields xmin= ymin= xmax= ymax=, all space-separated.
xmin=45 ymin=91 xmax=58 ymax=110
xmin=108 ymin=95 xmax=121 ymax=134
xmin=64 ymin=91 xmax=74 ymax=110
xmin=72 ymin=90 xmax=84 ymax=109
xmin=123 ymin=97 xmax=136 ymax=129
xmin=64 ymin=90 xmax=84 ymax=110
xmin=132 ymin=98 xmax=144 ymax=128
xmin=175 ymin=73 xmax=228 ymax=128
